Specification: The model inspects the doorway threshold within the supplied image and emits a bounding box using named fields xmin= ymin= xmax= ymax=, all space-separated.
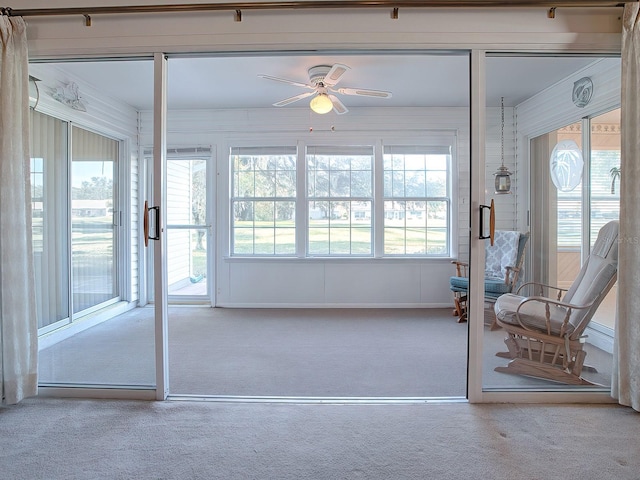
xmin=167 ymin=395 xmax=468 ymax=405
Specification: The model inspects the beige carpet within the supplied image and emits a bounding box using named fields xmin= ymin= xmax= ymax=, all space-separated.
xmin=1 ymin=397 xmax=639 ymax=479
xmin=37 ymin=307 xmax=612 ymax=397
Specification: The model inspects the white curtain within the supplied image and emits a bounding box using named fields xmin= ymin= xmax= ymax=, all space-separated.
xmin=0 ymin=15 xmax=38 ymax=405
xmin=613 ymin=4 xmax=640 ymax=413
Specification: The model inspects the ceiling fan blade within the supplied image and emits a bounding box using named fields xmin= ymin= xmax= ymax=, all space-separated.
xmin=322 ymin=64 xmax=350 ymax=87
xmin=328 ymin=94 xmax=348 ymax=115
xmin=273 ymin=91 xmax=315 ymax=107
xmin=335 ymin=87 xmax=392 ymax=98
xmin=258 ymin=74 xmax=313 ymax=90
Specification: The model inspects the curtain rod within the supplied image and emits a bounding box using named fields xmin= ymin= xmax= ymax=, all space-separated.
xmin=1 ymin=1 xmax=632 ymax=19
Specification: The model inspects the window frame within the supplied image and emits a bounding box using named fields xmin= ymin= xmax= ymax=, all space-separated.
xmin=228 ymin=133 xmax=457 ymax=259
xmin=306 ymin=144 xmax=375 ymax=257
xmin=230 ymin=145 xmax=298 ymax=256
xmin=381 ymin=144 xmax=453 ymax=257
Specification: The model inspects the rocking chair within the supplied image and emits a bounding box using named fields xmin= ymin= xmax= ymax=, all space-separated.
xmin=450 ymin=231 xmax=529 ymax=326
xmin=493 ymin=220 xmax=619 ymax=385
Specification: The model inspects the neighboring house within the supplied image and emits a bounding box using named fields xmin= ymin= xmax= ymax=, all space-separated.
xmin=71 ymin=199 xmax=110 ymax=218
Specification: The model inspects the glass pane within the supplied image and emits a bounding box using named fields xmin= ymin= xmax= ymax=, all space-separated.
xmin=482 ymin=55 xmax=620 ymax=393
xmin=383 ymin=147 xmax=450 ymax=256
xmin=71 ymin=126 xmax=117 ymax=314
xmin=231 ymin=147 xmax=296 ymax=255
xmin=166 ymin=158 xmax=207 ymax=226
xmin=30 ymin=111 xmax=70 ymax=330
xmin=308 ymin=227 xmax=329 ymax=255
xmin=427 ymin=171 xmax=447 ymax=197
xmin=35 ymin=58 xmax=155 ymax=390
xmin=427 ymin=228 xmax=447 ymax=254
xmin=405 ymin=171 xmax=426 ymax=196
xmin=590 ymin=109 xmax=620 ymax=330
xmin=167 ymin=229 xmax=208 ymax=296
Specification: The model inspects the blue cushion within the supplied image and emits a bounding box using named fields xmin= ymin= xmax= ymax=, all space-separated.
xmin=450 ymin=276 xmax=512 ymax=297
xmin=450 ymin=276 xmax=470 ymax=292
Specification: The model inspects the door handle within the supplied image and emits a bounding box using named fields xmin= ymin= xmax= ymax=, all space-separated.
xmin=479 ymin=198 xmax=495 ymax=246
xmin=143 ymin=200 xmax=161 ymax=247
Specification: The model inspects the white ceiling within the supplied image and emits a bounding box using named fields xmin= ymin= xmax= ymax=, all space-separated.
xmin=42 ymin=53 xmax=598 ymax=112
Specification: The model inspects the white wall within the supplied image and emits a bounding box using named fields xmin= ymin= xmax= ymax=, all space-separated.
xmin=20 ymin=3 xmax=621 ymax=58
xmin=21 ymin=2 xmax=622 ymax=308
xmin=136 ymin=105 xmax=516 ymax=307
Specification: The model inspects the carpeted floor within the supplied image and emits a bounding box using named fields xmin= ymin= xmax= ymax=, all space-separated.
xmin=37 ymin=306 xmax=612 ymax=397
xmin=1 ymin=397 xmax=639 ymax=479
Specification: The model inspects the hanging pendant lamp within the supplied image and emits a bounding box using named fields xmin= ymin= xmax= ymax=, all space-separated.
xmin=494 ymin=97 xmax=512 ymax=194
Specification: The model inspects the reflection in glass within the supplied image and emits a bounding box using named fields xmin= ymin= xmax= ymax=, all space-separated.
xmin=30 ymin=111 xmax=70 ymax=329
xmin=483 ymin=55 xmax=620 ymax=392
xmin=589 ymin=109 xmax=620 ymax=330
xmin=71 ymin=126 xmax=117 ymax=313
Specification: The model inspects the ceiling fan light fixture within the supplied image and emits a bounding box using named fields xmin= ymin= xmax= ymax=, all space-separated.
xmin=310 ymin=93 xmax=333 ymax=114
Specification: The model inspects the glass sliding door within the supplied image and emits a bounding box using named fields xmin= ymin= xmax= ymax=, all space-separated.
xmin=30 ymin=117 xmax=121 ymax=328
xmin=32 ymin=58 xmax=156 ymax=391
xmin=166 ymin=53 xmax=470 ymax=398
xmin=71 ymin=126 xmax=119 ymax=314
xmin=482 ymin=55 xmax=621 ymax=392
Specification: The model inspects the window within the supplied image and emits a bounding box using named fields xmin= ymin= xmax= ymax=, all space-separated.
xmin=231 ymin=146 xmax=297 ymax=255
xmin=383 ymin=146 xmax=450 ymax=255
xmin=229 ymin=140 xmax=453 ymax=258
xmin=307 ymin=146 xmax=373 ymax=255
xmin=71 ymin=126 xmax=118 ymax=313
xmin=30 ymin=111 xmax=121 ymax=332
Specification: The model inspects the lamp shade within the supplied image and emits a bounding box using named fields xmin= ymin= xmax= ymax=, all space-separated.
xmin=494 ymin=165 xmax=512 ymax=194
xmin=310 ymin=93 xmax=333 ymax=114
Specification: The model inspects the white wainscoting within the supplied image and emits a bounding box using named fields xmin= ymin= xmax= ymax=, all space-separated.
xmin=220 ymin=258 xmax=455 ymax=307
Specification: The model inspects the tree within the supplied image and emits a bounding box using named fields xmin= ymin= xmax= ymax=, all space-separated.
xmin=191 ymin=163 xmax=207 ymax=250
xmin=74 ymin=176 xmax=113 ymax=200
xmin=610 ymin=166 xmax=621 ymax=195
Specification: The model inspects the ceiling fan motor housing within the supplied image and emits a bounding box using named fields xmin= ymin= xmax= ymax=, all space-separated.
xmin=308 ymin=65 xmax=333 ymax=86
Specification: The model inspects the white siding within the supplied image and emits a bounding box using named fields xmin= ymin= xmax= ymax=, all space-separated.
xmin=166 ymin=161 xmax=193 ymax=287
xmin=515 ymin=57 xmax=621 ymax=236
xmin=130 ymin=146 xmax=139 ymax=302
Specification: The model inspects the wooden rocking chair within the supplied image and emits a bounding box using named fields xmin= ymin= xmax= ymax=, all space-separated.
xmin=493 ymin=220 xmax=619 ymax=385
xmin=450 ymin=231 xmax=529 ymax=327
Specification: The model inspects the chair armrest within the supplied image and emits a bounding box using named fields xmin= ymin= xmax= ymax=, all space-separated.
xmin=514 ymin=295 xmax=597 ymax=336
xmin=503 ymin=265 xmax=521 ymax=286
xmin=451 ymin=260 xmax=469 ymax=277
xmin=515 ymin=281 xmax=568 ymax=300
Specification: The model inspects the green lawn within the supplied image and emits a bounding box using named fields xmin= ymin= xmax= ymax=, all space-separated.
xmin=233 ymin=220 xmax=448 ymax=255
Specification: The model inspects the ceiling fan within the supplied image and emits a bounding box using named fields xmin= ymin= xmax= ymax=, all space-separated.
xmin=258 ymin=63 xmax=392 ymax=115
